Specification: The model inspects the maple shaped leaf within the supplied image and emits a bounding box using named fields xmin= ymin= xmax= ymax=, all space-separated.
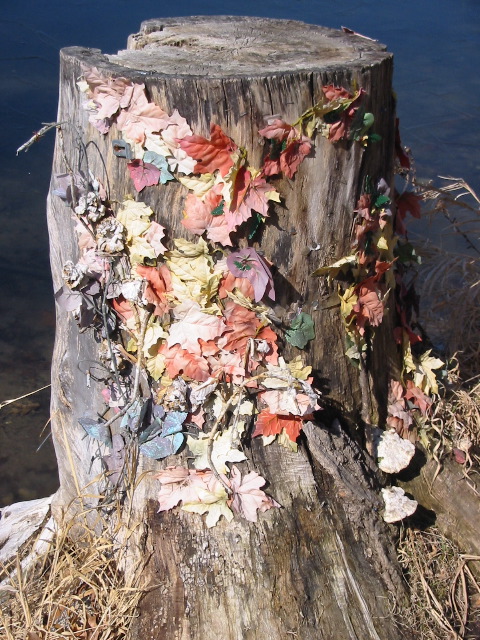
xmin=136 ymin=264 xmax=172 ymax=316
xmin=178 ymin=123 xmax=238 ymax=177
xmin=156 ymin=467 xmax=233 ymax=528
xmin=395 ymin=191 xmax=422 ymax=235
xmin=182 ymin=189 xmax=233 ymax=246
xmin=186 ymin=425 xmax=247 ymax=474
xmin=229 ymin=465 xmax=280 ymax=522
xmin=208 ymin=350 xmax=246 ymax=383
xmin=260 ymin=389 xmax=317 ymax=417
xmin=217 ymin=300 xmax=260 ymax=354
xmin=226 ymin=247 xmax=275 ymax=302
xmin=83 ymin=68 xmax=134 ymax=120
xmin=116 ymin=83 xmax=169 ymax=144
xmin=166 ymin=299 xmax=227 ymax=355
xmin=253 ymin=410 xmax=303 ymax=442
xmin=127 ymin=160 xmax=160 ymax=192
xmin=413 ymin=350 xmax=444 ymax=395
xmin=404 ymin=380 xmax=432 ymax=416
xmin=160 ymin=342 xmax=211 ymax=382
xmin=218 ymin=271 xmax=255 ymax=300
xmin=227 ymin=171 xmax=279 ymax=231
xmin=352 ymin=276 xmax=384 ymax=333
xmin=259 ymin=119 xmax=312 ymax=178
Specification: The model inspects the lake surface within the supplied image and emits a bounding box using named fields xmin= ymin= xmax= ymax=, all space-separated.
xmin=1 ymin=0 xmax=479 ymax=503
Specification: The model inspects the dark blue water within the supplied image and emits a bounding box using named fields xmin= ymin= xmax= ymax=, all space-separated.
xmin=1 ymin=0 xmax=479 ymax=501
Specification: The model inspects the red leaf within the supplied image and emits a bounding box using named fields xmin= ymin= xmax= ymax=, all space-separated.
xmin=395 ymin=191 xmax=422 ymax=235
xmin=280 ymin=138 xmax=312 ymax=179
xmin=405 ymin=380 xmax=432 ymax=416
xmin=178 ymin=123 xmax=237 ymax=177
xmin=127 ymin=160 xmax=160 ymax=192
xmin=253 ymin=410 xmax=303 ymax=442
xmin=352 ymin=276 xmax=384 ymax=333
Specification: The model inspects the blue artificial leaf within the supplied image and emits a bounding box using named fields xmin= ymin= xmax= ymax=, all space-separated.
xmin=102 ymin=434 xmax=125 ymax=484
xmin=139 ymin=432 xmax=184 ymax=459
xmin=120 ymin=399 xmax=148 ymax=433
xmin=152 ymin=404 xmax=166 ymax=421
xmin=79 ymin=416 xmax=112 ymax=448
xmin=138 ymin=418 xmax=163 ymax=445
xmin=142 ymin=150 xmax=174 ymax=184
xmin=162 ymin=411 xmax=188 ymax=436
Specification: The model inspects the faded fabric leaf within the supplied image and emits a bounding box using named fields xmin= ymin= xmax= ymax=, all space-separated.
xmin=285 ymin=312 xmax=315 ymax=349
xmin=178 ymin=123 xmax=238 ymax=177
xmin=226 ymin=248 xmax=275 ymax=302
xmin=259 ymin=119 xmax=312 ymax=178
xmin=136 ymin=264 xmax=172 ymax=316
xmin=229 ymin=465 xmax=280 ymax=522
xmin=156 ymin=467 xmax=233 ymax=528
xmin=182 ymin=185 xmax=233 ymax=246
xmin=352 ymin=276 xmax=384 ymax=334
xmin=116 ymin=83 xmax=169 ymax=144
xmin=413 ymin=350 xmax=444 ymax=395
xmin=186 ymin=425 xmax=247 ymax=474
xmin=160 ymin=342 xmax=211 ymax=382
xmin=167 ymin=299 xmax=227 ymax=355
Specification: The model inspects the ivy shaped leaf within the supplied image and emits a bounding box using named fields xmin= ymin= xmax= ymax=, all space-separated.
xmin=285 ymin=312 xmax=315 ymax=349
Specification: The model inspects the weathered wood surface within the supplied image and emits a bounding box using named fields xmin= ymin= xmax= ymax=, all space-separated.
xmin=46 ymin=17 xmax=407 ymax=639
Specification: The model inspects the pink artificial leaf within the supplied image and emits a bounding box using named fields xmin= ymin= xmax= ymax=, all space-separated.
xmin=226 ymin=247 xmax=275 ymax=302
xmin=178 ymin=123 xmax=238 ymax=177
xmin=182 ymin=187 xmax=233 ymax=246
xmin=217 ymin=300 xmax=261 ymax=355
xmin=116 ymin=83 xmax=169 ymax=144
xmin=166 ymin=300 xmax=227 ymax=355
xmin=83 ymin=68 xmax=134 ymax=117
xmin=218 ymin=271 xmax=255 ymax=300
xmin=145 ymin=221 xmax=167 ymax=256
xmin=352 ymin=276 xmax=384 ymax=334
xmin=258 ymin=119 xmax=293 ymax=141
xmin=161 ymin=109 xmax=193 ymax=149
xmin=127 ymin=160 xmax=160 ymax=192
xmin=208 ymin=350 xmax=245 ymax=384
xmin=229 ymin=465 xmax=280 ymax=522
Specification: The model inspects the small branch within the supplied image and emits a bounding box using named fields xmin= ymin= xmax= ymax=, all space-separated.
xmin=16 ymin=121 xmax=64 ymax=156
xmin=0 ymin=384 xmax=51 ymax=411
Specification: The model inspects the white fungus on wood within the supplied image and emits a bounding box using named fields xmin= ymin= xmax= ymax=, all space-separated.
xmin=377 ymin=428 xmax=416 ymax=474
xmin=381 ymin=486 xmax=418 ymax=523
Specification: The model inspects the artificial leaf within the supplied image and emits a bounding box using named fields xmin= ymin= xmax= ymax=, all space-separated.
xmin=116 ymin=83 xmax=169 ymax=144
xmin=260 ymin=389 xmax=318 ymax=417
xmin=285 ymin=312 xmax=315 ymax=349
xmin=311 ymin=255 xmax=357 ymax=279
xmin=140 ymin=432 xmax=184 ymax=459
xmin=352 ymin=277 xmax=384 ymax=333
xmin=127 ymin=160 xmax=160 ymax=192
xmin=413 ymin=350 xmax=444 ymax=395
xmin=253 ymin=410 xmax=303 ymax=442
xmin=160 ymin=342 xmax=211 ymax=382
xmin=136 ymin=264 xmax=172 ymax=316
xmin=404 ymin=380 xmax=432 ymax=416
xmin=182 ymin=187 xmax=233 ymax=246
xmin=226 ymin=247 xmax=275 ymax=302
xmin=167 ymin=299 xmax=227 ymax=354
xmin=229 ymin=465 xmax=280 ymax=522
xmin=142 ymin=150 xmax=175 ymax=183
xmin=178 ymin=173 xmax=216 ymax=198
xmin=187 ymin=425 xmax=247 ymax=474
xmin=79 ymin=416 xmax=112 ymax=448
xmin=178 ymin=123 xmax=238 ymax=177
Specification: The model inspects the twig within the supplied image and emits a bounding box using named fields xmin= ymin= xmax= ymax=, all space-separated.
xmin=16 ymin=121 xmax=64 ymax=156
xmin=0 ymin=384 xmax=51 ymax=411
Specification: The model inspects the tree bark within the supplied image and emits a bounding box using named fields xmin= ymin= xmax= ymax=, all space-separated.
xmin=46 ymin=17 xmax=407 ymax=639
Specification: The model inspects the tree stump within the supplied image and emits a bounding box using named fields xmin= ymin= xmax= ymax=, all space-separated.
xmin=46 ymin=17 xmax=407 ymax=639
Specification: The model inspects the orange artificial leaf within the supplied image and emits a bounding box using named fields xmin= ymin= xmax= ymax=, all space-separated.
xmin=253 ymin=410 xmax=303 ymax=442
xmin=136 ymin=264 xmax=172 ymax=316
xmin=405 ymin=380 xmax=433 ymax=416
xmin=178 ymin=123 xmax=237 ymax=177
xmin=352 ymin=276 xmax=384 ymax=333
xmin=112 ymin=295 xmax=134 ymax=320
xmin=160 ymin=342 xmax=211 ymax=382
xmin=182 ymin=187 xmax=233 ymax=246
xmin=218 ymin=271 xmax=255 ymax=300
xmin=217 ymin=300 xmax=261 ymax=355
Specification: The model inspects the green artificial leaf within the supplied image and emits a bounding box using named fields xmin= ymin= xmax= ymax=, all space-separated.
xmin=285 ymin=312 xmax=315 ymax=349
xmin=374 ymin=194 xmax=390 ymax=209
xmin=369 ymin=133 xmax=382 ymax=143
xmin=211 ymin=198 xmax=225 ymax=217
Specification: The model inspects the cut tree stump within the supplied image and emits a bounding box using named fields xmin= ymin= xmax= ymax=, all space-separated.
xmin=44 ymin=17 xmax=409 ymax=640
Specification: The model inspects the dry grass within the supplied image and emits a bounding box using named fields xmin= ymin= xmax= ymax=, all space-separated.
xmin=0 ymin=516 xmax=146 ymax=640
xmin=397 ymin=528 xmax=480 ymax=640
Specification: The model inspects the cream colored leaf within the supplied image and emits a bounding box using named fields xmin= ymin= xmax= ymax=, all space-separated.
xmin=145 ymin=352 xmax=166 ymax=381
xmin=178 ymin=174 xmax=216 ymax=199
xmin=187 ymin=426 xmax=247 ymax=474
xmin=143 ymin=323 xmax=167 ymax=356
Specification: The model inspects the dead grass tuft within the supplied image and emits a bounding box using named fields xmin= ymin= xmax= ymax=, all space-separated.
xmin=397 ymin=528 xmax=480 ymax=640
xmin=0 ymin=516 xmax=146 ymax=640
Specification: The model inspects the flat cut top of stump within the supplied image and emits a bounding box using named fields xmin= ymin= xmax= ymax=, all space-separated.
xmin=106 ymin=16 xmax=389 ymax=78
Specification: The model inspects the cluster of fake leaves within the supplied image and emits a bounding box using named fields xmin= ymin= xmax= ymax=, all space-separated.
xmin=53 ymin=68 xmax=365 ymax=527
xmin=312 ymin=134 xmax=443 ymax=450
